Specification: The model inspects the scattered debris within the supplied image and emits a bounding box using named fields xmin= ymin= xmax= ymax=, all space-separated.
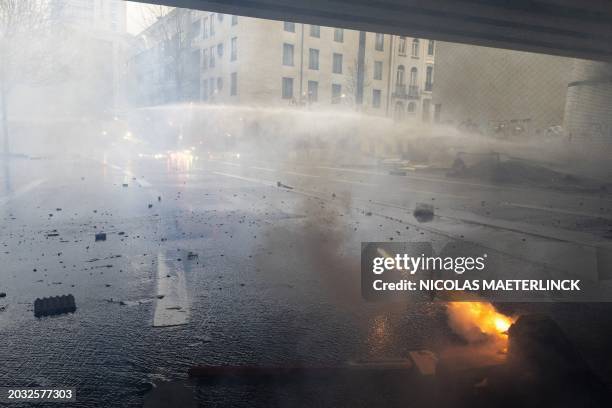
xmin=122 ymin=183 xmax=128 ymax=187
xmin=187 ymin=251 xmax=199 ymax=260
xmin=276 ymin=181 xmax=294 ymax=190
xmin=34 ymin=294 xmax=76 ymax=317
xmin=148 ymin=204 xmax=153 ymax=208
xmin=447 ymin=152 xmax=610 ymax=192
xmin=95 ymin=232 xmax=107 ymax=242
xmin=413 ymin=203 xmax=434 ymax=222
xmin=0 ymin=292 xmax=6 ymax=298
xmin=447 ymin=156 xmax=467 ymax=177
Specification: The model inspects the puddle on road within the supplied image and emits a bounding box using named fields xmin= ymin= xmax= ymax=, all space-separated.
xmin=153 ymin=251 xmax=190 ymax=327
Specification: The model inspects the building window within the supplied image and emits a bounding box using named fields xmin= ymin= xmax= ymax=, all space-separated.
xmin=398 ymin=36 xmax=407 ymax=56
xmin=217 ymin=43 xmax=223 ymax=58
xmin=230 ymin=72 xmax=237 ymax=95
xmin=334 ymin=28 xmax=344 ymax=42
xmin=209 ymin=46 xmax=215 ymax=67
xmin=411 ymin=39 xmax=419 ymax=57
xmin=309 ymin=48 xmax=319 ymax=70
xmin=374 ymin=61 xmax=383 ymax=80
xmin=202 ymin=80 xmax=208 ymax=100
xmin=310 ymin=25 xmax=320 ymax=37
xmin=231 ymin=37 xmax=237 ymax=61
xmin=408 ymin=101 xmax=416 ymax=113
xmin=217 ymin=77 xmax=223 ymax=91
xmin=396 ymin=65 xmax=405 ymax=86
xmin=209 ymin=77 xmax=215 ymax=95
xmin=372 ymin=89 xmax=381 ymax=108
xmin=218 ymin=13 xmax=224 ymax=22
xmin=425 ymin=66 xmax=433 ymax=91
xmin=203 ymin=18 xmax=208 ymax=39
xmin=332 ymin=53 xmax=343 ymax=74
xmin=231 ymin=15 xmax=238 ymax=25
xmin=331 ymin=83 xmax=342 ymax=103
xmin=282 ymin=43 xmax=294 ymax=66
xmin=375 ymin=33 xmax=384 ymax=51
xmin=434 ymin=103 xmax=441 ymax=122
xmin=308 ymin=80 xmax=318 ymax=102
xmin=428 ymin=39 xmax=434 ymax=55
xmin=422 ymin=99 xmax=431 ymax=122
xmin=410 ymin=67 xmax=418 ymax=86
xmin=202 ymin=48 xmax=208 ymax=70
xmin=191 ymin=49 xmax=199 ymax=70
xmin=210 ymin=14 xmax=215 ymax=36
xmin=394 ymin=101 xmax=404 ymax=120
xmin=282 ymin=77 xmax=294 ymax=99
xmin=284 ymin=21 xmax=295 ymax=32
xmin=191 ymin=20 xmax=201 ymax=39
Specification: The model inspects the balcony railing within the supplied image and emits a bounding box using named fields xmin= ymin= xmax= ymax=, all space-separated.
xmin=424 ymin=82 xmax=433 ymax=92
xmin=392 ymin=84 xmax=420 ymax=99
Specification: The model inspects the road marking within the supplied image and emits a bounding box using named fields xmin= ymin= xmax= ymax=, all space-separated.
xmin=246 ymin=166 xmax=320 ymax=179
xmin=0 ymin=179 xmax=46 ymax=206
xmin=212 ymin=171 xmax=276 ymax=186
xmin=317 ymin=165 xmax=525 ymax=191
xmin=395 ymin=186 xmax=467 ymax=199
xmin=153 ymin=252 xmax=190 ymax=327
xmin=219 ymin=167 xmax=464 ymax=199
xmin=330 ymin=178 xmax=376 ymax=187
xmin=217 ymin=160 xmax=241 ymax=167
xmin=120 ymin=168 xmax=152 ymax=188
xmin=328 ymin=177 xmax=466 ymax=199
xmin=318 ymin=166 xmax=383 ymax=176
xmin=221 ymin=160 xmax=612 ymax=203
xmin=286 ymin=171 xmax=319 ymax=178
xmin=103 ymin=162 xmax=152 ymax=187
xmin=503 ymin=201 xmax=612 ymax=220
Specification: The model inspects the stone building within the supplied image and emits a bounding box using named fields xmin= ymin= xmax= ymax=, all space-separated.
xmin=128 ymin=9 xmax=436 ymax=122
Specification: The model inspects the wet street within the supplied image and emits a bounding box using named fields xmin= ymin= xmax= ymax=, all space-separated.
xmin=1 ymin=148 xmax=612 ymax=407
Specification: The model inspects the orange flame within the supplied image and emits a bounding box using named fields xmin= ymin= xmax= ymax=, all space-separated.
xmin=446 ymin=302 xmax=516 ymax=352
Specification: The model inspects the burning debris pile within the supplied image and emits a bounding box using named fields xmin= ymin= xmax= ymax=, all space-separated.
xmin=436 ymin=310 xmax=611 ymax=407
xmin=446 ymin=301 xmax=515 ymax=353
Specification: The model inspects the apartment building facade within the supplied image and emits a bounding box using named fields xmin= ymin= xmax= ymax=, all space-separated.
xmin=130 ymin=9 xmax=435 ymax=122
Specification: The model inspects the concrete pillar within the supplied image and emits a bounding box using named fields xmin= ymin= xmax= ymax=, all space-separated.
xmin=563 ymin=60 xmax=612 ymax=156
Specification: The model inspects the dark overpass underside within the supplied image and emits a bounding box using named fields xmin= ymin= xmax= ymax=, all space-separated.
xmin=134 ymin=0 xmax=612 ymax=61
